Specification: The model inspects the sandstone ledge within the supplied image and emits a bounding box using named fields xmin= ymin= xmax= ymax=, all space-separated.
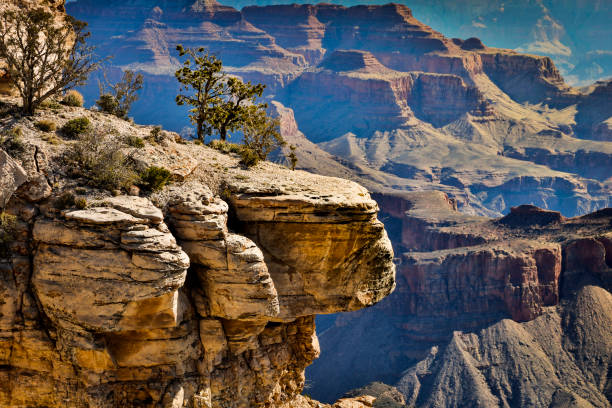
xmin=0 ymin=125 xmax=396 ymax=408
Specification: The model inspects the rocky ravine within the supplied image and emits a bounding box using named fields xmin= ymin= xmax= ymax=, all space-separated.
xmin=308 ymin=191 xmax=612 ymax=407
xmin=0 ymin=98 xmax=395 ymax=408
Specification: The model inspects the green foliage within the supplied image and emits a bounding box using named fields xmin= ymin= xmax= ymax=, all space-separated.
xmin=174 ymin=45 xmax=267 ymax=142
xmin=209 ymin=139 xmax=242 ymax=154
xmin=238 ymin=146 xmax=260 ymax=168
xmin=96 ymin=94 xmax=119 ymax=115
xmin=0 ymin=212 xmax=17 ymax=258
xmin=54 ymin=191 xmax=76 ymax=210
xmin=125 ymin=135 xmax=145 ymax=148
xmin=287 ymin=144 xmax=298 ymax=171
xmin=39 ymin=99 xmax=63 ymax=110
xmin=35 ymin=120 xmax=57 ymax=132
xmin=0 ymin=8 xmax=101 ymax=115
xmin=97 ymin=70 xmax=144 ymax=119
xmin=62 ymin=90 xmax=84 ymax=107
xmin=75 ymin=197 xmax=88 ymax=209
xmin=61 ymin=117 xmax=91 ymax=138
xmin=210 ymin=78 xmax=266 ymax=141
xmin=139 ymin=166 xmax=172 ymax=192
xmin=146 ymin=126 xmax=165 ymax=144
xmin=64 ymin=132 xmax=139 ymax=191
xmin=0 ymin=127 xmax=26 ymax=158
xmin=241 ymin=107 xmax=285 ymax=161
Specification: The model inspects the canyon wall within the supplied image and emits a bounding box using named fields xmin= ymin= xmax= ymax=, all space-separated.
xmin=66 ymin=0 xmax=612 ymax=218
xmin=308 ymin=191 xmax=612 ymax=406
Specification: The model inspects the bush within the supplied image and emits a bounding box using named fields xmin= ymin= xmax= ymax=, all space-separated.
xmin=62 ymin=90 xmax=84 ymax=107
xmin=145 ymin=126 xmax=165 ymax=144
xmin=64 ymin=131 xmax=139 ymax=191
xmin=35 ymin=120 xmax=57 ymax=132
xmin=0 ymin=127 xmax=26 ymax=158
xmin=75 ymin=197 xmax=88 ymax=209
xmin=39 ymin=99 xmax=63 ymax=110
xmin=0 ymin=212 xmax=17 ymax=258
xmin=239 ymin=146 xmax=260 ymax=168
xmin=139 ymin=166 xmax=172 ymax=192
xmin=54 ymin=191 xmax=76 ymax=210
xmin=97 ymin=70 xmax=143 ymax=119
xmin=241 ymin=108 xmax=285 ymax=161
xmin=287 ymin=144 xmax=298 ymax=171
xmin=125 ymin=135 xmax=145 ymax=148
xmin=209 ymin=139 xmax=242 ymax=154
xmin=96 ymin=93 xmax=119 ymax=115
xmin=61 ymin=117 xmax=91 ymax=139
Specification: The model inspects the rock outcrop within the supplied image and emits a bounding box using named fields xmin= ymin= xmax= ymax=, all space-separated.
xmin=0 ymin=98 xmax=395 ymax=407
xmin=308 ymin=191 xmax=612 ymax=406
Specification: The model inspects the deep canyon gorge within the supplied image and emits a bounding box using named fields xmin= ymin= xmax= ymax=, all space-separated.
xmin=0 ymin=0 xmax=611 ymax=407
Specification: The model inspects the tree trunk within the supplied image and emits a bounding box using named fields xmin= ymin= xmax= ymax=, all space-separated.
xmin=197 ymin=118 xmax=205 ymax=142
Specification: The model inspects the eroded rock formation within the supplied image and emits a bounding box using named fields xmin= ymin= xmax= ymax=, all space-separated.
xmin=0 ymin=99 xmax=395 ymax=407
xmin=309 ymin=191 xmax=612 ymax=407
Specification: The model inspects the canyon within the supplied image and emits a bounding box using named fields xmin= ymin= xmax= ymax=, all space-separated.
xmin=309 ymin=192 xmax=612 ymax=406
xmin=66 ymin=0 xmax=612 ymax=218
xmin=1 ymin=0 xmax=611 ymax=406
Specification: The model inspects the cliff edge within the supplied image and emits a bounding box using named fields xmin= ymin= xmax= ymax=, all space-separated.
xmin=0 ymin=96 xmax=395 ymax=407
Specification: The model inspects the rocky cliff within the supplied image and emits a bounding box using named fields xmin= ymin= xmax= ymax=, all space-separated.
xmin=0 ymin=97 xmax=395 ymax=407
xmin=308 ymin=191 xmax=612 ymax=407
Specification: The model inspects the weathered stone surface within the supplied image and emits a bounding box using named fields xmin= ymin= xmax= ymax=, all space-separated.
xmin=225 ymin=176 xmax=396 ymax=319
xmin=32 ymin=198 xmax=189 ymax=333
xmin=100 ymin=195 xmax=164 ymax=224
xmin=0 ymin=149 xmax=28 ymax=207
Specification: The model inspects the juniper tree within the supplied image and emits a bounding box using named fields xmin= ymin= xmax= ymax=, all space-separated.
xmin=174 ymin=45 xmax=227 ymax=142
xmin=97 ymin=69 xmax=144 ymax=119
xmin=0 ymin=8 xmax=100 ymax=115
xmin=241 ymin=106 xmax=285 ymax=161
xmin=211 ymin=78 xmax=266 ymax=141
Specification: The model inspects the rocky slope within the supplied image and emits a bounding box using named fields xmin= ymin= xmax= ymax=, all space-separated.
xmin=308 ymin=191 xmax=612 ymax=407
xmin=65 ymin=0 xmax=612 ymax=218
xmin=0 ymin=96 xmax=395 ymax=407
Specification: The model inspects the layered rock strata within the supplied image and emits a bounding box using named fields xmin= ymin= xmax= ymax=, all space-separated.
xmin=0 ymin=103 xmax=395 ymax=407
xmin=308 ymin=191 xmax=612 ymax=406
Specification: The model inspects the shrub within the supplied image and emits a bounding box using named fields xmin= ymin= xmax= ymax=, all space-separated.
xmin=62 ymin=90 xmax=84 ymax=107
xmin=145 ymin=126 xmax=165 ymax=144
xmin=54 ymin=191 xmax=76 ymax=210
xmin=241 ymin=108 xmax=285 ymax=161
xmin=61 ymin=117 xmax=91 ymax=138
xmin=75 ymin=197 xmax=88 ymax=209
xmin=125 ymin=135 xmax=145 ymax=148
xmin=287 ymin=144 xmax=298 ymax=171
xmin=96 ymin=93 xmax=119 ymax=115
xmin=35 ymin=120 xmax=57 ymax=132
xmin=0 ymin=127 xmax=26 ymax=157
xmin=238 ymin=146 xmax=260 ymax=168
xmin=64 ymin=131 xmax=139 ymax=191
xmin=139 ymin=166 xmax=172 ymax=192
xmin=41 ymin=133 xmax=61 ymax=145
xmin=209 ymin=139 xmax=242 ymax=154
xmin=0 ymin=212 xmax=17 ymax=258
xmin=97 ymin=70 xmax=143 ymax=119
xmin=39 ymin=99 xmax=63 ymax=110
